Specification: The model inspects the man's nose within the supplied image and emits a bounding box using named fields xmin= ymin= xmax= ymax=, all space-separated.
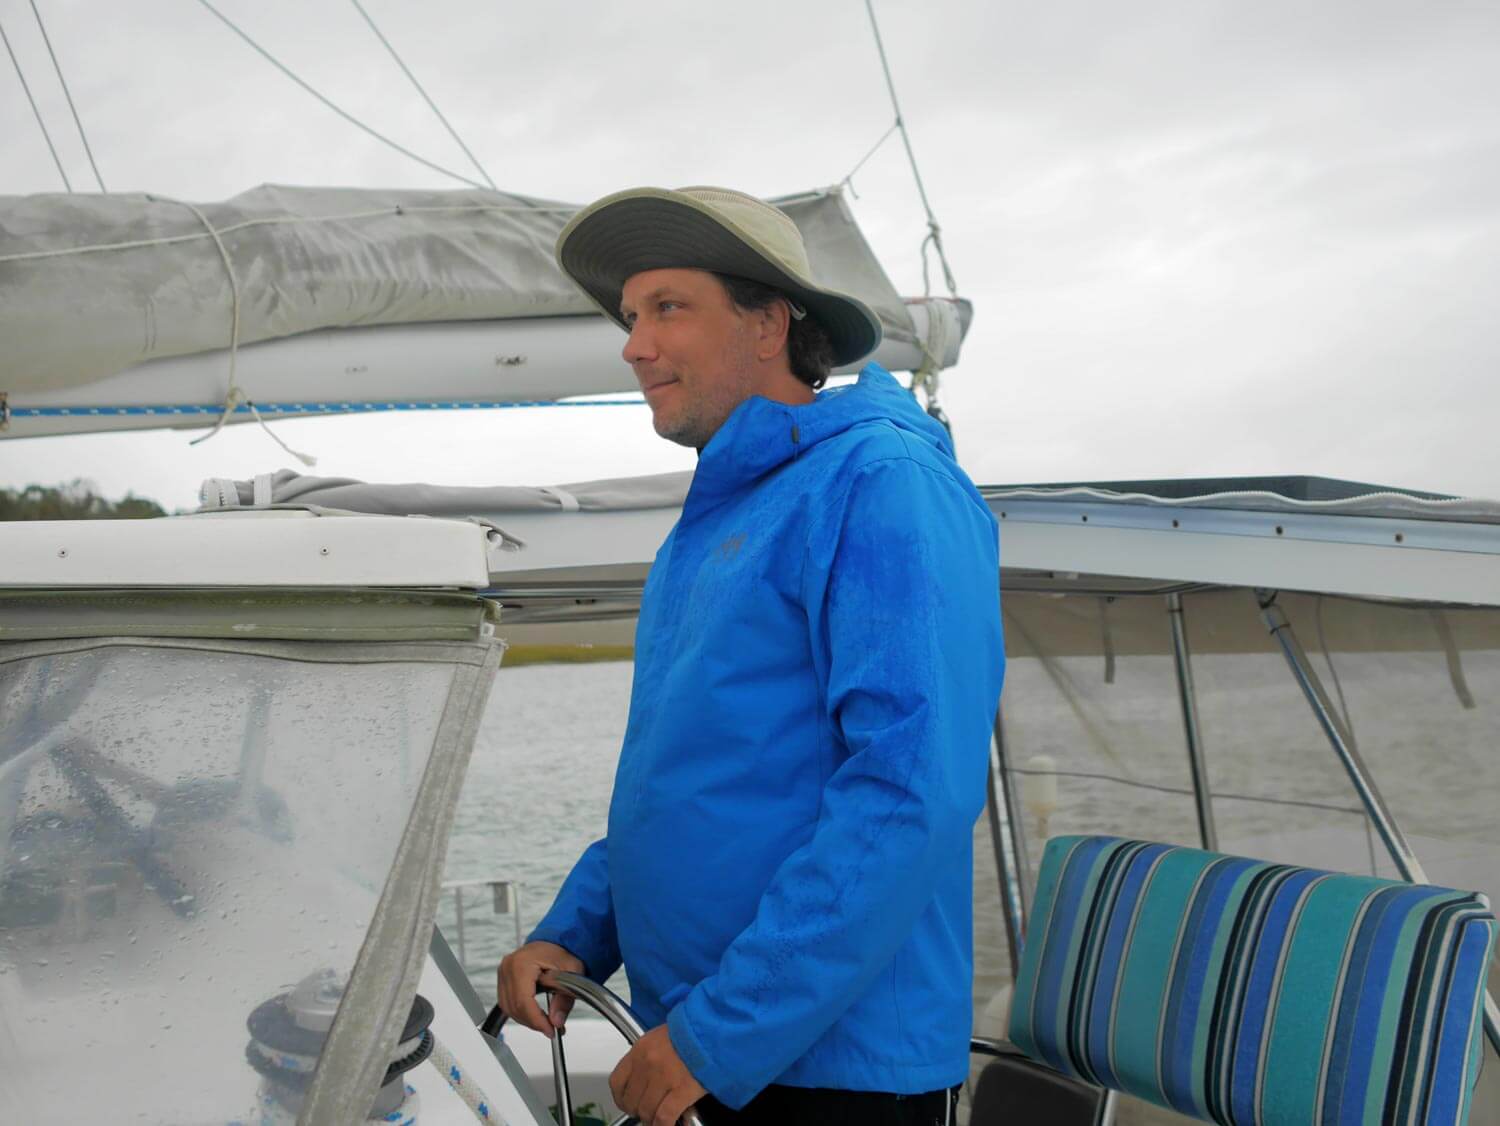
xmin=622 ymin=320 xmax=655 ymax=365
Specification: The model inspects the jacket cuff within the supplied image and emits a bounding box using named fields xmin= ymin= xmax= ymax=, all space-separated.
xmin=667 ymin=993 xmax=757 ymax=1111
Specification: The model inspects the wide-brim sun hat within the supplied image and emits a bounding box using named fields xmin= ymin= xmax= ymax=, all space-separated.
xmin=555 ymin=186 xmax=883 ymax=368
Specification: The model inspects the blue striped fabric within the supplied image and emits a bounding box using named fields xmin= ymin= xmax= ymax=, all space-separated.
xmin=1009 ymin=837 xmax=1496 ymax=1125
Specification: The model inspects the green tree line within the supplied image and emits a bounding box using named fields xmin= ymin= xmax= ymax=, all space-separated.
xmin=0 ymin=480 xmax=167 ymax=520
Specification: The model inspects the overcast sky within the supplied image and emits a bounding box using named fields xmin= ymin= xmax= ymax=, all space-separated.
xmin=2 ymin=0 xmax=1498 ymax=511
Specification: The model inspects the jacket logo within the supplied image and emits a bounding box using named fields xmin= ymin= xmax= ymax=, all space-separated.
xmin=717 ymin=532 xmax=747 ymax=560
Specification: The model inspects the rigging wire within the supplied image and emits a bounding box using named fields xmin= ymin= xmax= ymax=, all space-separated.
xmin=862 ymin=0 xmax=957 ymax=297
xmin=348 ymin=0 xmax=497 ymax=190
xmin=838 ymin=120 xmax=899 ymax=197
xmin=1 ymin=16 xmax=71 ymax=191
xmin=27 ymin=0 xmax=104 ymax=191
xmin=194 ymin=0 xmax=489 ymax=191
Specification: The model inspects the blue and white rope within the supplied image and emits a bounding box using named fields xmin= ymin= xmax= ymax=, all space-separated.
xmin=380 ymin=1085 xmax=420 ymax=1125
xmin=428 ymin=1032 xmax=503 ymax=1124
xmin=245 ymin=1081 xmax=419 ymax=1125
xmin=7 ymin=398 xmax=644 ymax=420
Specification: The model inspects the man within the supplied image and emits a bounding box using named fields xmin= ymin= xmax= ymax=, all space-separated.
xmin=496 ymin=186 xmax=1003 ymax=1126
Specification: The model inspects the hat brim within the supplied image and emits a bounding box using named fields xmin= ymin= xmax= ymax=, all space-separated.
xmin=556 ymin=188 xmax=882 ymax=368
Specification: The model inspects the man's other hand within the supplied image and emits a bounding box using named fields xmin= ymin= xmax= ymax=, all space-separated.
xmin=609 ymin=1024 xmax=707 ymax=1126
xmin=495 ymin=940 xmax=584 ymax=1038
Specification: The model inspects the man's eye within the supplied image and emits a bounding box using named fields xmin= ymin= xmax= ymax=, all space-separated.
xmin=659 ymin=301 xmax=680 ymax=313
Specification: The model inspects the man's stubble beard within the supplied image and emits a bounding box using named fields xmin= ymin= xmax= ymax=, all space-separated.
xmin=652 ymin=338 xmax=760 ymax=451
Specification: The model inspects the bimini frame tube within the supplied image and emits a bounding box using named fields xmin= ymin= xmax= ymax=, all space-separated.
xmin=985 ymin=705 xmax=1117 ymax=1122
xmin=987 ymin=705 xmax=1029 ymax=978
xmin=1257 ymin=591 xmax=1500 ymax=1059
xmin=1166 ymin=593 xmax=1218 ymax=852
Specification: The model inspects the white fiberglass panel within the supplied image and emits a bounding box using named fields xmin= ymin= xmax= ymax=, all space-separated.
xmin=0 ymin=642 xmax=453 ymax=1122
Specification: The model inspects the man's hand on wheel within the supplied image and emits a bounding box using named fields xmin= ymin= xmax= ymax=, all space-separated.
xmin=610 ymin=1024 xmax=707 ymax=1126
xmin=496 ymin=940 xmax=584 ymax=1038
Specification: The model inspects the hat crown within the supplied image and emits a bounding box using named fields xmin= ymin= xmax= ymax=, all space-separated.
xmin=554 ymin=183 xmax=883 ymax=366
xmin=676 ymin=186 xmax=812 ymax=280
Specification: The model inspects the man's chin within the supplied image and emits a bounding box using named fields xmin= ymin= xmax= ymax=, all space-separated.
xmin=651 ymin=410 xmax=699 ymax=448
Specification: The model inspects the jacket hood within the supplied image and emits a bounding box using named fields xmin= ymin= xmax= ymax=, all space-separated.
xmin=689 ymin=364 xmax=953 ymax=501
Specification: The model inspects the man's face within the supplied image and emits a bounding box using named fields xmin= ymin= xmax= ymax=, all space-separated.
xmin=620 ymin=268 xmax=760 ymax=449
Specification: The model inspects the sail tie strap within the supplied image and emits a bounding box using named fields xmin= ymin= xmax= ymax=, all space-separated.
xmin=1430 ymin=610 xmax=1476 ymax=710
xmin=539 ymin=487 xmax=581 ymax=512
xmin=199 ymin=476 xmax=239 ymax=508
xmin=166 ymin=196 xmax=318 ymax=467
xmin=252 ymin=473 xmax=275 ymax=507
xmin=909 ymin=296 xmax=955 ymax=440
xmin=1100 ymin=598 xmax=1117 ymax=685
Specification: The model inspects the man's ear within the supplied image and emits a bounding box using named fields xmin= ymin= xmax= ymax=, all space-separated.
xmin=755 ymin=298 xmax=792 ymax=361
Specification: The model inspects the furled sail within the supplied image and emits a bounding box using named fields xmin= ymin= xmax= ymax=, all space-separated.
xmin=0 ymin=184 xmax=965 ymax=438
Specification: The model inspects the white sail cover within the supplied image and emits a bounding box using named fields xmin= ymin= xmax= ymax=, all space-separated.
xmin=0 ymin=185 xmax=916 ymax=397
xmin=200 ymin=466 xmax=693 ymax=516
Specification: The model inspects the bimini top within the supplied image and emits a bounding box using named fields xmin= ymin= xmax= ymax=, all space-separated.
xmin=194 ymin=469 xmax=1500 ymax=609
xmin=985 ymin=475 xmax=1500 ymax=607
xmin=201 ymin=470 xmax=1500 ymax=525
xmin=982 ymin=474 xmax=1500 ymax=526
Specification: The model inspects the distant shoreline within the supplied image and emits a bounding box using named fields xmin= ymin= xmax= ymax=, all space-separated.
xmin=502 ymin=644 xmax=634 ymax=667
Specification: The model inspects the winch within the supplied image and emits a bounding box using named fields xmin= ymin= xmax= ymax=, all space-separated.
xmin=245 ymin=967 xmax=434 ymax=1124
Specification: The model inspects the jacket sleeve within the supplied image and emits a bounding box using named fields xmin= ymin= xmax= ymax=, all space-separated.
xmin=665 ymin=455 xmax=1004 ymax=1107
xmin=526 ymin=837 xmax=623 ymax=982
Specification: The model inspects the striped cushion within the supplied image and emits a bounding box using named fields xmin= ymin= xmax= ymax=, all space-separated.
xmin=1009 ymin=837 xmax=1497 ymax=1126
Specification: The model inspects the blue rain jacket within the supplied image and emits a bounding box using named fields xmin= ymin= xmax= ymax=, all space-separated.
xmin=529 ymin=365 xmax=1004 ymax=1108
